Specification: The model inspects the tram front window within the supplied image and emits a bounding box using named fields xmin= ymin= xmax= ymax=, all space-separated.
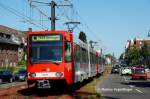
xmin=29 ymin=34 xmax=62 ymax=63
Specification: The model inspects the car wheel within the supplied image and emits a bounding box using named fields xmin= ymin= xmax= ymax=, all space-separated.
xmin=132 ymin=78 xmax=134 ymax=80
xmin=9 ymin=78 xmax=13 ymax=83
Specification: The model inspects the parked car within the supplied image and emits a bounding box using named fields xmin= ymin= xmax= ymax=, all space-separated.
xmin=121 ymin=67 xmax=132 ymax=75
xmin=145 ymin=68 xmax=149 ymax=73
xmin=132 ymin=68 xmax=147 ymax=80
xmin=0 ymin=70 xmax=14 ymax=83
xmin=14 ymin=70 xmax=27 ymax=81
xmin=111 ymin=67 xmax=119 ymax=74
xmin=143 ymin=66 xmax=149 ymax=73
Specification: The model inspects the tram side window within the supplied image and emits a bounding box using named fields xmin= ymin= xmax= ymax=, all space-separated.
xmin=81 ymin=48 xmax=85 ymax=63
xmin=85 ymin=50 xmax=88 ymax=64
xmin=74 ymin=44 xmax=80 ymax=62
xmin=65 ymin=42 xmax=72 ymax=62
xmin=94 ymin=54 xmax=96 ymax=65
xmin=90 ymin=53 xmax=93 ymax=64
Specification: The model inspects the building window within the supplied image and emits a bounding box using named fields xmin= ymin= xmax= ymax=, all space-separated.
xmin=2 ymin=62 xmax=3 ymax=67
xmin=13 ymin=62 xmax=16 ymax=67
xmin=10 ymin=62 xmax=12 ymax=67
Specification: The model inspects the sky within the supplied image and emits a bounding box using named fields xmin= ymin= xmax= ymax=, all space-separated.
xmin=0 ymin=0 xmax=150 ymax=58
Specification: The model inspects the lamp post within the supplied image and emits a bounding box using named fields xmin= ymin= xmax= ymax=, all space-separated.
xmin=148 ymin=30 xmax=150 ymax=37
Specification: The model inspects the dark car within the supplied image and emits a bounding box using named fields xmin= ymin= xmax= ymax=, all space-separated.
xmin=111 ymin=67 xmax=119 ymax=74
xmin=132 ymin=68 xmax=147 ymax=80
xmin=0 ymin=70 xmax=14 ymax=83
xmin=14 ymin=70 xmax=27 ymax=81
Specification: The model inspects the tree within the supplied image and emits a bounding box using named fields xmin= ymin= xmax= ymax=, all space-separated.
xmin=119 ymin=53 xmax=124 ymax=60
xmin=125 ymin=46 xmax=141 ymax=65
xmin=105 ymin=53 xmax=116 ymax=65
xmin=79 ymin=31 xmax=87 ymax=43
xmin=140 ymin=44 xmax=150 ymax=66
xmin=119 ymin=53 xmax=125 ymax=64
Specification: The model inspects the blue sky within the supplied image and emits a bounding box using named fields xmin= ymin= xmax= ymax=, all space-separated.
xmin=1 ymin=0 xmax=150 ymax=58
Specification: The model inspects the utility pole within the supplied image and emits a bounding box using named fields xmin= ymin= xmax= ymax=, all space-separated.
xmin=100 ymin=48 xmax=103 ymax=66
xmin=29 ymin=0 xmax=72 ymax=31
xmin=148 ymin=30 xmax=150 ymax=37
xmin=101 ymin=48 xmax=103 ymax=56
xmin=89 ymin=40 xmax=97 ymax=48
xmin=50 ymin=1 xmax=73 ymax=31
xmin=50 ymin=1 xmax=56 ymax=30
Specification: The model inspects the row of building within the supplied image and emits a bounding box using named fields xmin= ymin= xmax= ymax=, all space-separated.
xmin=123 ymin=37 xmax=150 ymax=65
xmin=0 ymin=25 xmax=26 ymax=67
xmin=125 ymin=37 xmax=150 ymax=49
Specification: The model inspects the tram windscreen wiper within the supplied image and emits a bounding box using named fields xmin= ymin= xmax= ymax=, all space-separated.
xmin=30 ymin=59 xmax=62 ymax=64
xmin=48 ymin=60 xmax=62 ymax=65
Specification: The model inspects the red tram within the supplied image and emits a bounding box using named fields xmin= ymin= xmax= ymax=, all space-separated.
xmin=27 ymin=30 xmax=105 ymax=88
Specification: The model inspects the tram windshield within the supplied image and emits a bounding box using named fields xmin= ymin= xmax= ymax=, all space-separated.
xmin=29 ymin=34 xmax=62 ymax=63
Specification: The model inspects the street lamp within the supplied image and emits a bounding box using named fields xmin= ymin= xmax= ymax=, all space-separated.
xmin=148 ymin=30 xmax=150 ymax=37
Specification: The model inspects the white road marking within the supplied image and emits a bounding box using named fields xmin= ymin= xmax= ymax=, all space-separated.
xmin=123 ymin=76 xmax=129 ymax=83
xmin=135 ymin=89 xmax=143 ymax=94
xmin=129 ymin=85 xmax=134 ymax=88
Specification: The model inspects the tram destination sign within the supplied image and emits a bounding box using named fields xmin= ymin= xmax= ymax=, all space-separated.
xmin=32 ymin=35 xmax=61 ymax=41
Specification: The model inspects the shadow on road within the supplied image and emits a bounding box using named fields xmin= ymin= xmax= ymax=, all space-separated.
xmin=101 ymin=96 xmax=120 ymax=99
xmin=17 ymin=78 xmax=100 ymax=98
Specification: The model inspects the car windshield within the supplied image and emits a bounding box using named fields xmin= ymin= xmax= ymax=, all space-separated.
xmin=18 ymin=71 xmax=26 ymax=74
xmin=135 ymin=69 xmax=145 ymax=74
xmin=0 ymin=71 xmax=10 ymax=75
xmin=30 ymin=34 xmax=62 ymax=63
xmin=113 ymin=67 xmax=118 ymax=69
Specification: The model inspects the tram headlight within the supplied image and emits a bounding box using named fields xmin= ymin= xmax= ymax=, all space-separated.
xmin=55 ymin=72 xmax=63 ymax=77
xmin=29 ymin=73 xmax=36 ymax=77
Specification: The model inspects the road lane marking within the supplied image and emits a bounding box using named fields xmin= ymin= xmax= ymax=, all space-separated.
xmin=123 ymin=76 xmax=129 ymax=83
xmin=135 ymin=89 xmax=143 ymax=94
xmin=129 ymin=85 xmax=134 ymax=88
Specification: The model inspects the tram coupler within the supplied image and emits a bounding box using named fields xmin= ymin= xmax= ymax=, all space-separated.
xmin=37 ymin=80 xmax=51 ymax=88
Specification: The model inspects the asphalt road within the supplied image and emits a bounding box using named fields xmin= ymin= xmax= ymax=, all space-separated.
xmin=96 ymin=73 xmax=150 ymax=99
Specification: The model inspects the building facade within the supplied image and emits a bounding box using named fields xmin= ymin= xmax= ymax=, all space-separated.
xmin=125 ymin=37 xmax=150 ymax=65
xmin=0 ymin=25 xmax=26 ymax=67
xmin=125 ymin=37 xmax=143 ymax=49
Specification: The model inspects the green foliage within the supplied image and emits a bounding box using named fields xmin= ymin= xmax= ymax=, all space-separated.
xmin=105 ymin=54 xmax=113 ymax=58
xmin=0 ymin=67 xmax=16 ymax=73
xmin=79 ymin=31 xmax=87 ymax=43
xmin=105 ymin=53 xmax=116 ymax=65
xmin=17 ymin=60 xmax=26 ymax=66
xmin=125 ymin=46 xmax=142 ymax=65
xmin=140 ymin=44 xmax=150 ymax=58
xmin=105 ymin=53 xmax=116 ymax=60
xmin=140 ymin=44 xmax=150 ymax=66
xmin=119 ymin=53 xmax=124 ymax=60
xmin=23 ymin=46 xmax=27 ymax=61
xmin=65 ymin=55 xmax=72 ymax=62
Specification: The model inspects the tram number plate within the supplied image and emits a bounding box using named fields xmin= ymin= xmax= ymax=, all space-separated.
xmin=42 ymin=73 xmax=49 ymax=76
